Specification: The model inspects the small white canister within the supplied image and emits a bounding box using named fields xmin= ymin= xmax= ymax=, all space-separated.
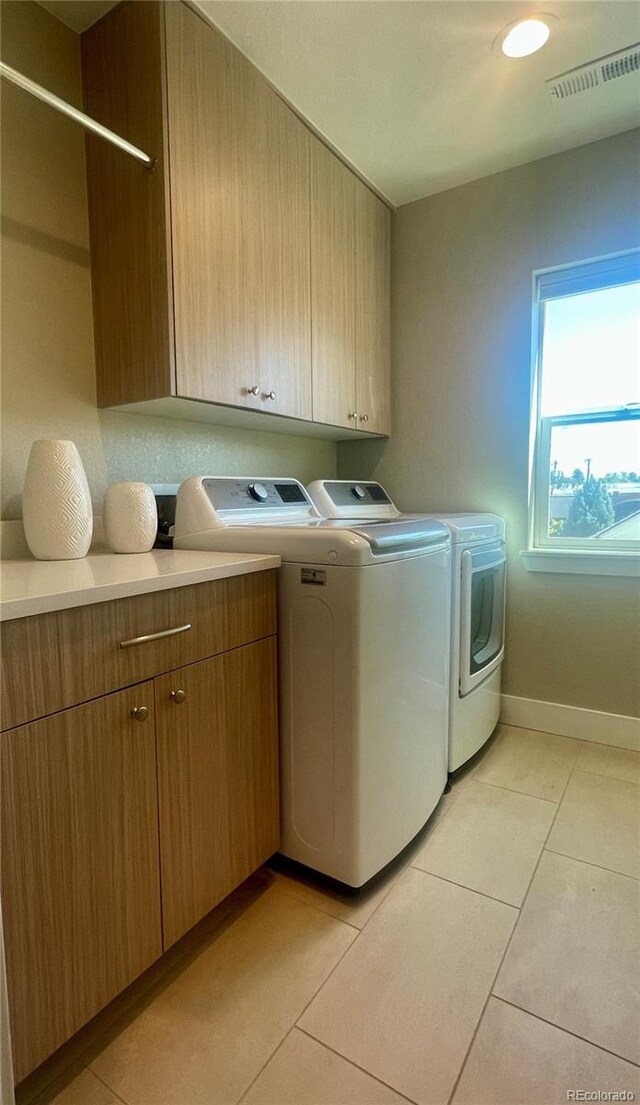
xmin=22 ymin=439 xmax=93 ymax=560
xmin=103 ymin=482 xmax=158 ymax=554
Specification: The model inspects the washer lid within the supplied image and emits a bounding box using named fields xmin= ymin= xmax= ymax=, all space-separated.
xmin=421 ymin=513 xmax=505 ymax=543
xmin=320 ymin=518 xmax=449 ymax=554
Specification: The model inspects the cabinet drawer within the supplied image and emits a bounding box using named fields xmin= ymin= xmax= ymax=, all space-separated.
xmin=1 ymin=570 xmax=276 ymax=730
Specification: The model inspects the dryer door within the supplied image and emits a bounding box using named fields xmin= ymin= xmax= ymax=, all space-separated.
xmin=459 ymin=542 xmax=506 ymax=697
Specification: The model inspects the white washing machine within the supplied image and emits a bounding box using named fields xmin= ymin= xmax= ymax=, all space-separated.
xmin=173 ymin=476 xmax=451 ymax=887
xmin=307 ymin=481 xmax=506 ymax=773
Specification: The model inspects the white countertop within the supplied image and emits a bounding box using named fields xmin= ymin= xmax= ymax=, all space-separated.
xmin=0 ymin=549 xmax=281 ymax=621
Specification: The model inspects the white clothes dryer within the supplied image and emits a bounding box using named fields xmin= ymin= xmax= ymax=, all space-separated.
xmin=306 ymin=481 xmax=506 ymax=773
xmin=173 ymin=476 xmax=452 ymax=886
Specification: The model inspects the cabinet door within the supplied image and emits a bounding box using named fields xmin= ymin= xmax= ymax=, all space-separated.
xmin=241 ymin=55 xmax=312 ymax=419
xmin=310 ymin=138 xmax=357 ymax=429
xmin=82 ymin=1 xmax=174 ymax=407
xmin=355 ymin=183 xmax=391 ymax=435
xmin=155 ymin=638 xmax=279 ymax=948
xmin=1 ymin=685 xmax=161 ymax=1081
xmin=166 ymin=3 xmax=311 ymax=418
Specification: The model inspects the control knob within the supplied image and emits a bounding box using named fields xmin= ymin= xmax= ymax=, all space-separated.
xmin=248 ymin=482 xmax=269 ymax=503
xmin=351 ymin=485 xmax=367 ymax=500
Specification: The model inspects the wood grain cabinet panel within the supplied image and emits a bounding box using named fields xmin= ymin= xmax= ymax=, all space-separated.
xmin=239 ymin=46 xmax=312 ymax=419
xmin=81 ymin=0 xmax=389 ymax=437
xmin=310 ymin=138 xmax=357 ymax=430
xmin=165 ymin=2 xmax=312 ymax=417
xmin=1 ymin=572 xmax=277 ymax=732
xmin=155 ymin=638 xmax=279 ymax=948
xmin=355 ymin=182 xmax=391 ymax=435
xmin=1 ymin=684 xmax=162 ymax=1081
xmin=81 ymin=0 xmax=174 ymax=406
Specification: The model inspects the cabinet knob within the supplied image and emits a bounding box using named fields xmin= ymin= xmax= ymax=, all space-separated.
xmin=263 ymin=390 xmax=277 ymax=401
xmin=360 ymin=414 xmax=369 ymax=423
xmin=348 ymin=412 xmax=358 ymax=420
xmin=131 ymin=705 xmax=149 ymax=722
xmin=170 ymin=689 xmax=186 ymax=705
xmin=245 ymin=385 xmax=260 ymax=396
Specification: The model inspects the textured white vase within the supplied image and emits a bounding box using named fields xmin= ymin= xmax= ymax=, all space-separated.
xmin=103 ymin=482 xmax=157 ymax=553
xmin=22 ymin=439 xmax=93 ymax=561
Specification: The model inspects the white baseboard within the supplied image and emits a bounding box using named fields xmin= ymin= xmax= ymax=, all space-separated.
xmin=501 ymin=694 xmax=640 ymax=752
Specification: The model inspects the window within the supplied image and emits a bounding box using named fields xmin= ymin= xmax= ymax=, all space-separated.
xmin=528 ymin=250 xmax=640 ymax=569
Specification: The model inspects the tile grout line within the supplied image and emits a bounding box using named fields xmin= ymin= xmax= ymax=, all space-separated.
xmin=270 ymin=776 xmax=470 ymax=940
xmin=445 ymin=751 xmax=577 ymax=1105
xmin=470 ymin=774 xmax=568 ymax=803
xmin=466 ymin=775 xmax=560 ymax=805
xmin=237 ymin=846 xmax=438 ymax=1105
xmin=543 ymin=846 xmax=640 ymax=882
xmin=286 ymin=780 xmax=477 ymax=937
xmin=271 ymin=884 xmax=364 ymax=931
xmin=571 ymin=763 xmax=640 ymax=788
xmin=88 ymin=1068 xmax=130 ymax=1105
xmin=236 ymin=922 xmax=362 ymax=1105
xmin=295 ymin=1025 xmax=419 ymax=1104
xmin=235 ymin=1026 xmax=298 ymax=1105
xmin=407 ymin=865 xmax=523 ymax=911
xmin=45 ymin=733 xmax=635 ymax=1105
xmin=491 ymin=995 xmax=640 ymax=1070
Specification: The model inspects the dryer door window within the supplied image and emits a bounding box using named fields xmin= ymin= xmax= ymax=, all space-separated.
xmin=460 ymin=544 xmax=506 ymax=696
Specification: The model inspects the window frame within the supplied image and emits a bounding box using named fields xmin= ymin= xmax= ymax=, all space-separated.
xmin=527 ymin=249 xmax=640 ymax=566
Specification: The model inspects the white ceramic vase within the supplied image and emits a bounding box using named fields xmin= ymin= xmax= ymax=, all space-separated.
xmin=103 ymin=482 xmax=157 ymax=553
xmin=22 ymin=439 xmax=93 ymax=561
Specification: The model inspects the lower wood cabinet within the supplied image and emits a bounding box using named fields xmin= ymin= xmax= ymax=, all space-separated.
xmin=1 ymin=575 xmax=279 ymax=1084
xmin=156 ymin=638 xmax=279 ymax=947
xmin=1 ymin=684 xmax=162 ymax=1082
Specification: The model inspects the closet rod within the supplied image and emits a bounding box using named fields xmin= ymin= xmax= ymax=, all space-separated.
xmin=0 ymin=61 xmax=155 ymax=168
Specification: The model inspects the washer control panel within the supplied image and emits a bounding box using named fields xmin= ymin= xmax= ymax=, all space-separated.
xmin=306 ymin=480 xmax=399 ymax=520
xmin=200 ymin=477 xmax=311 ymax=512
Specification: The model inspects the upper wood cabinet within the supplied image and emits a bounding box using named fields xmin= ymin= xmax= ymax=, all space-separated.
xmin=82 ymin=0 xmax=390 ymax=437
xmin=311 ymin=149 xmax=391 ymax=435
xmin=354 ymin=180 xmax=391 ymax=435
xmin=311 ymin=140 xmax=357 ymax=430
xmin=81 ymin=0 xmax=175 ymax=407
xmin=165 ymin=2 xmax=311 ymax=419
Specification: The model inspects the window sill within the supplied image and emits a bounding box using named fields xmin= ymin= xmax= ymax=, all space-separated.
xmin=520 ymin=549 xmax=640 ymax=578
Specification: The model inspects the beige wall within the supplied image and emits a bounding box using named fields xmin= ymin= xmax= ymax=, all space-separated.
xmin=0 ymin=0 xmax=336 ymax=521
xmin=339 ymin=129 xmax=640 ymax=718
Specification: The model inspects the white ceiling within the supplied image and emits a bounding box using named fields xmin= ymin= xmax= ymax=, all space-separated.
xmin=38 ymin=0 xmax=640 ymax=206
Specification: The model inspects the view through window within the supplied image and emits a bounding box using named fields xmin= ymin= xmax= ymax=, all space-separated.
xmin=531 ymin=252 xmax=640 ymax=551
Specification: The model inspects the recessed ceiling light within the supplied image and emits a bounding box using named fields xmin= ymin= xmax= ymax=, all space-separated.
xmin=500 ymin=17 xmax=551 ymax=58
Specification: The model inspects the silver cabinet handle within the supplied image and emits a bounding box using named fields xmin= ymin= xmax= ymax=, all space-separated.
xmin=263 ymin=390 xmax=277 ymax=401
xmin=119 ymin=623 xmax=192 ymax=649
xmin=348 ymin=412 xmax=358 ymax=420
xmin=245 ymin=385 xmax=260 ymax=396
xmin=360 ymin=414 xmax=369 ymax=423
xmin=170 ymin=689 xmax=186 ymax=705
xmin=131 ymin=705 xmax=149 ymax=722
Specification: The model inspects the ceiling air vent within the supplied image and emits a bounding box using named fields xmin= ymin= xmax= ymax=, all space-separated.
xmin=546 ymin=43 xmax=640 ymax=102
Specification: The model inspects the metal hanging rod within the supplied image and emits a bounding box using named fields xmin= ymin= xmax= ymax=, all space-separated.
xmin=0 ymin=61 xmax=155 ymax=169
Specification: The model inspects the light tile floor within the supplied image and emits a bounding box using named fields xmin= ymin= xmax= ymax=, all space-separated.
xmin=41 ymin=724 xmax=639 ymax=1105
